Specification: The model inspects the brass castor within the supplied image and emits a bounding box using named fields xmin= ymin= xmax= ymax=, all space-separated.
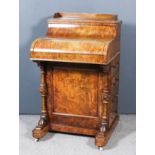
xmin=98 ymin=147 xmax=103 ymax=150
xmin=35 ymin=138 xmax=39 ymax=142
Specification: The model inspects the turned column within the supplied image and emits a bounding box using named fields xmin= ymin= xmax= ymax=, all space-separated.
xmin=95 ymin=66 xmax=110 ymax=148
xmin=39 ymin=63 xmax=48 ymax=115
xmin=32 ymin=62 xmax=49 ymax=141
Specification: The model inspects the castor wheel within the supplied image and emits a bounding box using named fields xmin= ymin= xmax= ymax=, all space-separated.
xmin=35 ymin=138 xmax=39 ymax=142
xmin=98 ymin=146 xmax=103 ymax=150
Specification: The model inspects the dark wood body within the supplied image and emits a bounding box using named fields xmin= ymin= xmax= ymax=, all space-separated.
xmin=30 ymin=12 xmax=121 ymax=147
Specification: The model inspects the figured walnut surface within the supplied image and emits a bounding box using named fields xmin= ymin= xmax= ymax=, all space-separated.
xmin=48 ymin=12 xmax=120 ymax=40
xmin=30 ymin=38 xmax=111 ymax=54
xmin=30 ymin=38 xmax=118 ymax=64
xmin=30 ymin=13 xmax=121 ymax=64
xmin=30 ymin=38 xmax=120 ymax=64
xmin=47 ymin=25 xmax=118 ymax=39
xmin=53 ymin=68 xmax=98 ymax=116
xmin=30 ymin=12 xmax=121 ymax=148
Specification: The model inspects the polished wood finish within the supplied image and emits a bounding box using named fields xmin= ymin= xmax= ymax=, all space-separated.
xmin=53 ymin=12 xmax=118 ymax=20
xmin=32 ymin=62 xmax=49 ymax=139
xmin=30 ymin=12 xmax=121 ymax=148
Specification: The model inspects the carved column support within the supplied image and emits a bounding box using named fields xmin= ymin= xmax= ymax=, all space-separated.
xmin=99 ymin=79 xmax=110 ymax=131
xmin=101 ymin=85 xmax=110 ymax=126
xmin=37 ymin=62 xmax=48 ymax=127
xmin=100 ymin=66 xmax=111 ymax=128
xmin=39 ymin=63 xmax=48 ymax=114
xmin=96 ymin=69 xmax=110 ymax=147
xmin=32 ymin=62 xmax=49 ymax=140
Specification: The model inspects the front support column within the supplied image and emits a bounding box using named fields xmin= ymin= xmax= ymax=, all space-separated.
xmin=95 ymin=74 xmax=109 ymax=148
xmin=32 ymin=62 xmax=49 ymax=141
xmin=95 ymin=65 xmax=119 ymax=149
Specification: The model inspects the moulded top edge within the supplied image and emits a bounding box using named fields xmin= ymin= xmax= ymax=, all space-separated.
xmin=48 ymin=18 xmax=121 ymax=25
xmin=52 ymin=12 xmax=118 ymax=20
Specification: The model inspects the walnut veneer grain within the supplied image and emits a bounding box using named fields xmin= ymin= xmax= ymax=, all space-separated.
xmin=30 ymin=12 xmax=121 ymax=148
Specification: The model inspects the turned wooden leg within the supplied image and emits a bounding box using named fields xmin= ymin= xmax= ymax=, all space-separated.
xmin=32 ymin=63 xmax=49 ymax=140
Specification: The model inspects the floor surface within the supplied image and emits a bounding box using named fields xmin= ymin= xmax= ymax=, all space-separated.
xmin=19 ymin=115 xmax=136 ymax=155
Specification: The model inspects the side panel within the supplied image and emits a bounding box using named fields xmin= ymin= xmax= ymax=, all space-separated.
xmin=53 ymin=67 xmax=98 ymax=116
xmin=46 ymin=64 xmax=100 ymax=132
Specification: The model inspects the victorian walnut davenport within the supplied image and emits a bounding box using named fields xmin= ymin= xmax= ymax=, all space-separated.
xmin=30 ymin=12 xmax=121 ymax=149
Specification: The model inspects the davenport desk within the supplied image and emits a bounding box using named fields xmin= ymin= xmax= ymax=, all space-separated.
xmin=30 ymin=12 xmax=121 ymax=149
